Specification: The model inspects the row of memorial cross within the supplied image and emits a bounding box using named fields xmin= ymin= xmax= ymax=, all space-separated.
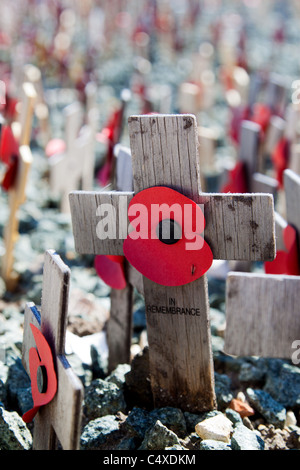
xmin=14 ymin=112 xmax=300 ymax=449
xmin=3 ymin=81 xmax=299 ymax=449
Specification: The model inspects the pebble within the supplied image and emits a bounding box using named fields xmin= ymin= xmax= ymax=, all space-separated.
xmin=0 ymin=406 xmax=32 ymax=450
xmin=231 ymin=424 xmax=265 ymax=450
xmin=138 ymin=420 xmax=182 ymax=450
xmin=246 ymin=388 xmax=287 ymax=428
xmin=80 ymin=415 xmax=120 ymax=450
xmin=84 ymin=378 xmax=126 ymax=421
xmin=200 ymin=439 xmax=232 ymax=450
xmin=228 ymin=398 xmax=255 ymax=418
xmin=195 ymin=413 xmax=233 ymax=443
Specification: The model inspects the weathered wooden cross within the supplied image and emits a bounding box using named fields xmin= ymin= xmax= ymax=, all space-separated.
xmin=222 ymin=119 xmax=279 ymax=197
xmin=49 ymin=101 xmax=97 ymax=213
xmin=69 ymin=114 xmax=275 ymax=413
xmin=224 ymin=169 xmax=300 ymax=359
xmin=1 ymin=82 xmax=37 ymax=290
xmin=22 ymin=250 xmax=84 ymax=450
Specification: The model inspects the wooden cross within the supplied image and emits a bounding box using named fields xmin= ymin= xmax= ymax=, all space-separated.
xmin=105 ymin=144 xmax=141 ymax=372
xmin=1 ymin=82 xmax=37 ymax=290
xmin=224 ymin=169 xmax=300 ymax=359
xmin=69 ymin=114 xmax=275 ymax=413
xmin=49 ymin=101 xmax=97 ymax=212
xmin=222 ymin=119 xmax=278 ymax=199
xmin=22 ymin=250 xmax=83 ymax=450
xmin=23 ymin=64 xmax=51 ymax=145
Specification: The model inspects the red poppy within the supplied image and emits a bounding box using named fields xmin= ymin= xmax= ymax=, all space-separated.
xmin=123 ymin=186 xmax=213 ymax=286
xmin=22 ymin=324 xmax=57 ymax=423
xmin=250 ymin=103 xmax=271 ymax=133
xmin=94 ymin=255 xmax=127 ymax=290
xmin=0 ymin=125 xmax=19 ymax=191
xmin=272 ymin=137 xmax=290 ymax=188
xmin=265 ymin=224 xmax=300 ymax=276
xmin=221 ymin=161 xmax=248 ymax=193
xmin=45 ymin=138 xmax=66 ymax=157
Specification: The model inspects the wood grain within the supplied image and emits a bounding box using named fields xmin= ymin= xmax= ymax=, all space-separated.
xmin=70 ymin=190 xmax=275 ymax=261
xmin=224 ymin=272 xmax=300 ymax=358
xmin=128 ymin=114 xmax=216 ymax=412
xmin=284 ymin=169 xmax=300 ymax=258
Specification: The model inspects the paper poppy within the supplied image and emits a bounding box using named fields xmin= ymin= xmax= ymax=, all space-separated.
xmin=0 ymin=125 xmax=19 ymax=191
xmin=94 ymin=255 xmax=127 ymax=290
xmin=250 ymin=103 xmax=271 ymax=134
xmin=22 ymin=324 xmax=57 ymax=423
xmin=123 ymin=186 xmax=213 ymax=286
xmin=265 ymin=224 xmax=300 ymax=275
xmin=272 ymin=137 xmax=290 ymax=188
xmin=221 ymin=161 xmax=248 ymax=193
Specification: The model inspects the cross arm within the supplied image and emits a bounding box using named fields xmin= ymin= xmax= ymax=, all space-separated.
xmin=69 ymin=190 xmax=275 ymax=261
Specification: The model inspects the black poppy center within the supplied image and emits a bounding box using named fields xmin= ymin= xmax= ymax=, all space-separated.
xmin=157 ymin=219 xmax=182 ymax=245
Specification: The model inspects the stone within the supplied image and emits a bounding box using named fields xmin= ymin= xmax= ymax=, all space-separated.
xmin=200 ymin=439 xmax=232 ymax=450
xmin=138 ymin=420 xmax=182 ymax=450
xmin=125 ymin=346 xmax=153 ymax=409
xmin=225 ymin=408 xmax=243 ymax=427
xmin=84 ymin=378 xmax=126 ymax=420
xmin=231 ymin=424 xmax=265 ymax=450
xmin=285 ymin=410 xmax=297 ymax=428
xmin=125 ymin=407 xmax=152 ymax=439
xmin=228 ymin=398 xmax=255 ymax=418
xmin=238 ymin=360 xmax=266 ymax=385
xmin=214 ymin=372 xmax=234 ymax=410
xmin=246 ymin=388 xmax=287 ymax=428
xmin=106 ymin=363 xmax=131 ymax=388
xmin=258 ymin=424 xmax=296 ymax=450
xmin=264 ymin=361 xmax=300 ymax=408
xmin=80 ymin=415 xmax=120 ymax=450
xmin=149 ymin=407 xmax=187 ymax=438
xmin=0 ymin=407 xmax=32 ymax=450
xmin=195 ymin=413 xmax=233 ymax=443
xmin=184 ymin=410 xmax=221 ymax=433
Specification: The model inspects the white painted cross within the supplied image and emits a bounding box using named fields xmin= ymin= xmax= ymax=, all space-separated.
xmin=69 ymin=114 xmax=276 ymax=413
xmin=224 ymin=169 xmax=300 ymax=359
xmin=22 ymin=250 xmax=84 ymax=450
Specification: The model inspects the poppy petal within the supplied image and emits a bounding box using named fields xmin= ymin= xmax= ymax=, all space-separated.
xmin=94 ymin=255 xmax=127 ymax=289
xmin=123 ymin=186 xmax=213 ymax=286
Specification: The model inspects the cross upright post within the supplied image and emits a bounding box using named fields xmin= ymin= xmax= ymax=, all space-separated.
xmin=22 ymin=250 xmax=84 ymax=450
xmin=1 ymin=82 xmax=37 ymax=290
xmin=49 ymin=101 xmax=97 ymax=213
xmin=69 ymin=114 xmax=276 ymax=413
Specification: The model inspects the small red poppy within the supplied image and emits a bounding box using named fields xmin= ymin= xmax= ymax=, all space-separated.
xmin=265 ymin=224 xmax=300 ymax=276
xmin=123 ymin=186 xmax=213 ymax=286
xmin=94 ymin=255 xmax=127 ymax=290
xmin=0 ymin=125 xmax=20 ymax=191
xmin=45 ymin=138 xmax=66 ymax=157
xmin=221 ymin=161 xmax=248 ymax=193
xmin=22 ymin=324 xmax=57 ymax=423
xmin=250 ymin=103 xmax=271 ymax=133
xmin=272 ymin=137 xmax=290 ymax=188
